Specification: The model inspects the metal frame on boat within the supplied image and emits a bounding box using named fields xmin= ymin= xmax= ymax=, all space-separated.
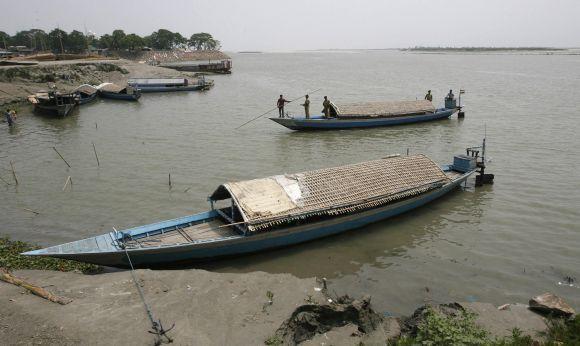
xmin=24 ymin=144 xmax=489 ymax=268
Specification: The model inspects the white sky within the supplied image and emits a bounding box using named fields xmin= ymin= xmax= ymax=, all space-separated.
xmin=2 ymin=0 xmax=579 ymax=51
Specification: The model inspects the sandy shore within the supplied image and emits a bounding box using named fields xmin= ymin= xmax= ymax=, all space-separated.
xmin=0 ymin=269 xmax=329 ymax=345
xmin=0 ymin=59 xmax=201 ymax=106
xmin=1 ymin=267 xmax=562 ymax=345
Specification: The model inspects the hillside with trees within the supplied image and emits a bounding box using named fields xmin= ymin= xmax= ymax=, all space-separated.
xmin=0 ymin=28 xmax=221 ymax=53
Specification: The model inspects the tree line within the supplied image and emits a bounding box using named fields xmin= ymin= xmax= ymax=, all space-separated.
xmin=0 ymin=28 xmax=221 ymax=53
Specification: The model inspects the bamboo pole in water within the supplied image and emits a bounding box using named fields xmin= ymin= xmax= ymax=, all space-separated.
xmin=53 ymin=147 xmax=71 ymax=168
xmin=62 ymin=176 xmax=72 ymax=191
xmin=0 ymin=174 xmax=11 ymax=185
xmin=9 ymin=160 xmax=18 ymax=185
xmin=92 ymin=142 xmax=100 ymax=167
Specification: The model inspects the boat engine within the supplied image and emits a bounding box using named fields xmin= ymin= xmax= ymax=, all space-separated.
xmin=466 ymin=138 xmax=494 ymax=187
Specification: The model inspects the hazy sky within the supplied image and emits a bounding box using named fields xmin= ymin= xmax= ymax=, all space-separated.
xmin=2 ymin=0 xmax=579 ymax=51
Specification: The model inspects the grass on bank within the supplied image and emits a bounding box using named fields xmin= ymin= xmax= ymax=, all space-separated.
xmin=0 ymin=237 xmax=102 ymax=274
xmin=390 ymin=306 xmax=580 ymax=346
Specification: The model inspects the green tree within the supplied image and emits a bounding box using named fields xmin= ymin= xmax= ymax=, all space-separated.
xmin=121 ymin=33 xmax=145 ymax=51
xmin=0 ymin=31 xmax=9 ymax=49
xmin=48 ymin=29 xmax=68 ymax=53
xmin=98 ymin=34 xmax=113 ymax=49
xmin=67 ymin=30 xmax=86 ymax=53
xmin=148 ymin=29 xmax=181 ymax=50
xmin=111 ymin=29 xmax=126 ymax=50
xmin=189 ymin=32 xmax=220 ymax=50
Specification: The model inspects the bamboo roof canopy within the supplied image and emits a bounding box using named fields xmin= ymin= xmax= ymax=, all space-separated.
xmin=210 ymin=154 xmax=451 ymax=231
xmin=96 ymin=83 xmax=126 ymax=93
xmin=74 ymin=84 xmax=98 ymax=95
xmin=335 ymin=100 xmax=435 ymax=118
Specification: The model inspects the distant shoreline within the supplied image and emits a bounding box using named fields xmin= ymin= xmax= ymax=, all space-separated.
xmin=402 ymin=47 xmax=567 ymax=52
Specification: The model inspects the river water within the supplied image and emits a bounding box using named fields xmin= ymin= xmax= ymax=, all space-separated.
xmin=1 ymin=51 xmax=579 ymax=315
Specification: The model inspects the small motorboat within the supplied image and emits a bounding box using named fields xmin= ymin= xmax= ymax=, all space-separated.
xmin=74 ymin=84 xmax=99 ymax=105
xmin=127 ymin=76 xmax=213 ymax=92
xmin=97 ymin=83 xmax=141 ymax=101
xmin=23 ymin=143 xmax=490 ymax=268
xmin=270 ymin=97 xmax=460 ymax=130
xmin=27 ymin=91 xmax=79 ymax=116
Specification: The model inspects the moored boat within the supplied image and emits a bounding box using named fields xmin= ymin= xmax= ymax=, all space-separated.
xmin=97 ymin=83 xmax=141 ymax=101
xmin=270 ymin=97 xmax=460 ymax=130
xmin=23 ymin=145 xmax=487 ymax=268
xmin=74 ymin=84 xmax=99 ymax=105
xmin=27 ymin=91 xmax=79 ymax=116
xmin=127 ymin=76 xmax=213 ymax=92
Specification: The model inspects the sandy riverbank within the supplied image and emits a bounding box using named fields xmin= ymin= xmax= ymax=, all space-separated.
xmin=0 ymin=59 xmax=201 ymax=106
xmin=1 ymin=267 xmax=571 ymax=345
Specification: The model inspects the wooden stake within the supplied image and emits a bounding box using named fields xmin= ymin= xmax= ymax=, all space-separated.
xmin=53 ymin=147 xmax=71 ymax=168
xmin=0 ymin=174 xmax=11 ymax=185
xmin=0 ymin=268 xmax=72 ymax=305
xmin=92 ymin=142 xmax=100 ymax=167
xmin=168 ymin=173 xmax=172 ymax=188
xmin=22 ymin=208 xmax=40 ymax=215
xmin=62 ymin=176 xmax=71 ymax=191
xmin=9 ymin=160 xmax=18 ymax=185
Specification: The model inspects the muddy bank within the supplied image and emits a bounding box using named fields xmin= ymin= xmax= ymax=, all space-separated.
xmin=0 ymin=59 xmax=201 ymax=106
xmin=0 ymin=269 xmax=327 ymax=345
xmin=1 ymin=268 xmax=576 ymax=345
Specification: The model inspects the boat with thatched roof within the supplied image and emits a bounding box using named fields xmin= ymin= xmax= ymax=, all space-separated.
xmin=270 ymin=97 xmax=460 ymax=130
xmin=74 ymin=84 xmax=99 ymax=105
xmin=23 ymin=146 xmax=484 ymax=267
xmin=96 ymin=83 xmax=141 ymax=101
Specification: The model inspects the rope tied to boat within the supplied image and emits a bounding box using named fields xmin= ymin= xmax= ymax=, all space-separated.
xmin=114 ymin=228 xmax=174 ymax=345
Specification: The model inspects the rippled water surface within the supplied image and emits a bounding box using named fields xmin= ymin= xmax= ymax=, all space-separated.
xmin=1 ymin=51 xmax=579 ymax=315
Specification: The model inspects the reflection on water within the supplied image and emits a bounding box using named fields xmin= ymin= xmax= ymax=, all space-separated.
xmin=1 ymin=51 xmax=580 ymax=314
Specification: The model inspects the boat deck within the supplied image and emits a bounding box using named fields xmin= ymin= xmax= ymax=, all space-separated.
xmin=444 ymin=170 xmax=465 ymax=181
xmin=125 ymin=219 xmax=237 ymax=248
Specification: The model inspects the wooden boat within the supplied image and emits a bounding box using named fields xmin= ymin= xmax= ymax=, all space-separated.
xmin=270 ymin=99 xmax=459 ymax=130
xmin=97 ymin=83 xmax=141 ymax=101
xmin=27 ymin=91 xmax=79 ymax=116
xmin=127 ymin=77 xmax=213 ymax=92
xmin=23 ymin=149 xmax=483 ymax=268
xmin=74 ymin=84 xmax=98 ymax=105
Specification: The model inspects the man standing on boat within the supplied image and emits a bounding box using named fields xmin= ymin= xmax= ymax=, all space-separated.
xmin=277 ymin=95 xmax=290 ymax=118
xmin=447 ymin=89 xmax=454 ymax=100
xmin=322 ymin=96 xmax=331 ymax=119
xmin=301 ymin=94 xmax=310 ymax=118
xmin=425 ymin=90 xmax=433 ymax=102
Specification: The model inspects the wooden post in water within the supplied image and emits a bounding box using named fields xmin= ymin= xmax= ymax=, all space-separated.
xmin=53 ymin=147 xmax=71 ymax=168
xmin=0 ymin=174 xmax=11 ymax=185
xmin=62 ymin=176 xmax=72 ymax=191
xmin=92 ymin=142 xmax=100 ymax=167
xmin=169 ymin=173 xmax=172 ymax=189
xmin=9 ymin=160 xmax=18 ymax=185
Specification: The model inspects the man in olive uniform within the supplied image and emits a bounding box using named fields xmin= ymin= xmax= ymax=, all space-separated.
xmin=322 ymin=96 xmax=331 ymax=119
xmin=301 ymin=94 xmax=310 ymax=118
xmin=425 ymin=90 xmax=433 ymax=101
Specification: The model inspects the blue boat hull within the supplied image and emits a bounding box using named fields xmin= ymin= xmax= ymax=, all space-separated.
xmin=131 ymin=85 xmax=209 ymax=93
xmin=270 ymin=108 xmax=456 ymax=130
xmin=99 ymin=91 xmax=141 ymax=101
xmin=27 ymin=170 xmax=473 ymax=267
xmin=77 ymin=93 xmax=98 ymax=105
